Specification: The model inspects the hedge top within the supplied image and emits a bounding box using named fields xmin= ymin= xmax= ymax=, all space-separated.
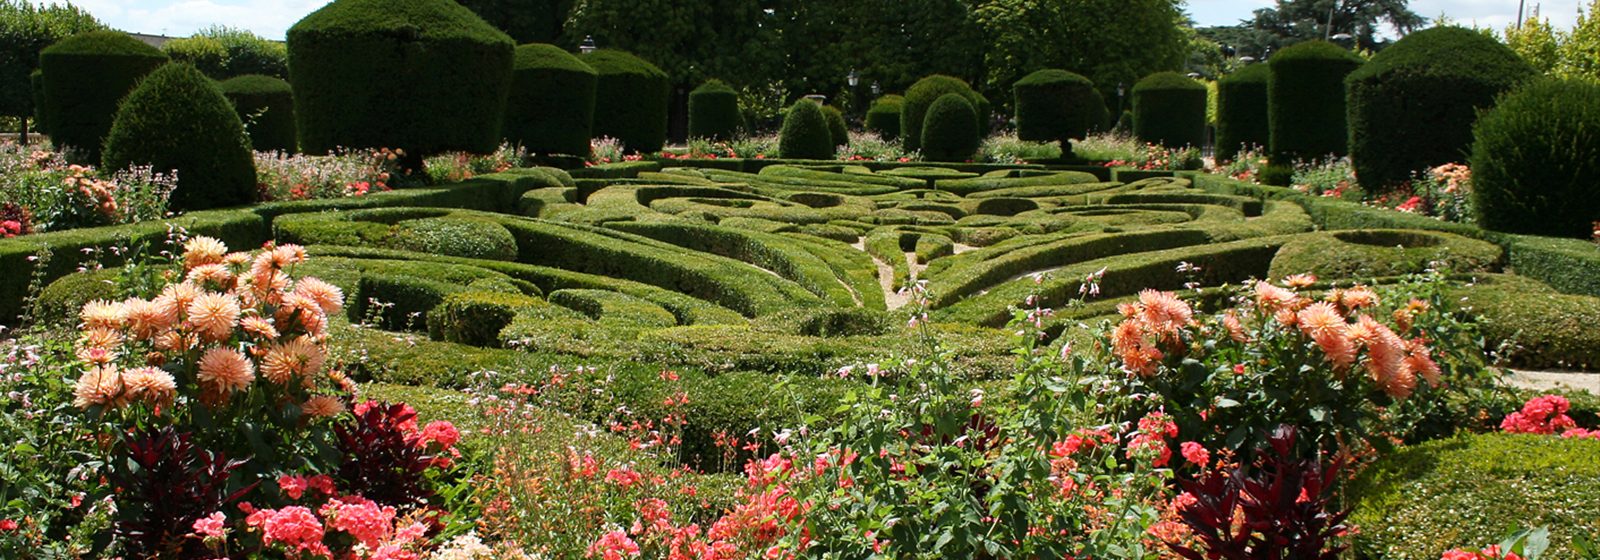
xmin=1346 ymin=26 xmax=1531 ymax=85
xmin=581 ymin=49 xmax=667 ymax=80
xmin=1268 ymin=39 xmax=1363 ymax=67
xmin=1133 ymin=71 xmax=1204 ymax=92
xmin=513 ymin=43 xmax=595 ymax=74
xmin=41 ymin=29 xmax=166 ymax=59
xmin=289 ymin=0 xmax=513 ymax=45
xmin=870 ymin=95 xmax=905 ymax=109
xmin=217 ymin=74 xmax=293 ymax=95
xmin=1220 ymin=62 xmax=1271 ymax=85
xmin=1015 ymin=69 xmax=1093 ymax=88
xmin=692 ymin=79 xmax=737 ymax=96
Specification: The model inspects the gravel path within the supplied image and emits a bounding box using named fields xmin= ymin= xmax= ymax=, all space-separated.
xmin=1504 ymin=370 xmax=1600 ymax=395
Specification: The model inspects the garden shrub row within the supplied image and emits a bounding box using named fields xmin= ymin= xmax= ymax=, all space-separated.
xmin=1450 ymin=274 xmax=1600 ymax=370
xmin=606 ymin=221 xmax=871 ymax=309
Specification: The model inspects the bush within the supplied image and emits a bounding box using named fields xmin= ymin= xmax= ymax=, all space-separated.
xmin=218 ymin=74 xmax=296 ymax=153
xmin=687 ymin=79 xmax=740 ymax=141
xmin=1131 ymin=71 xmax=1206 ymax=148
xmin=38 ymin=30 xmax=168 ymax=162
xmin=1215 ymin=63 xmax=1270 ymax=162
xmin=1350 ymin=433 xmax=1600 ymax=559
xmin=1452 ymin=275 xmax=1600 ymax=370
xmin=865 ymin=95 xmax=904 ymax=140
xmin=286 ymin=0 xmax=515 ymax=158
xmin=902 ymin=75 xmax=984 ymax=152
xmin=101 ymin=63 xmax=256 ymax=211
xmin=1267 ymin=40 xmax=1363 ymax=163
xmin=1013 ymin=69 xmax=1099 ymax=145
xmin=822 ymin=105 xmax=849 ymax=149
xmin=1469 ymin=78 xmax=1600 ymax=237
xmin=778 ymin=100 xmax=834 ymax=160
xmin=583 ymin=49 xmax=669 ymax=154
xmin=388 ymin=217 xmax=519 ymax=261
xmin=163 ymin=26 xmax=288 ymax=80
xmin=427 ymin=290 xmax=545 ymax=347
xmin=921 ymin=93 xmax=980 ymax=163
xmin=1266 ymin=229 xmax=1503 ymax=281
xmin=1347 ymin=27 xmax=1534 ymax=190
xmin=504 ymin=43 xmax=596 ymax=157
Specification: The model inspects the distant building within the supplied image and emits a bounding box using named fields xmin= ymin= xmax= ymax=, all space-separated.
xmin=128 ymin=32 xmax=177 ymax=49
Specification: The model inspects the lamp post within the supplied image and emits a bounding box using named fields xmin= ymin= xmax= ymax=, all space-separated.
xmin=579 ymin=35 xmax=597 ymax=54
xmin=1116 ymin=82 xmax=1126 ymax=115
xmin=1324 ymin=0 xmax=1344 ymax=41
xmin=1330 ymin=32 xmax=1354 ymax=49
xmin=871 ymin=81 xmax=881 ymax=96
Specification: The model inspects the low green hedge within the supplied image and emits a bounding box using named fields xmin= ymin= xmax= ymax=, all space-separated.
xmin=548 ymin=288 xmax=678 ymax=328
xmin=567 ymin=161 xmax=662 ymax=180
xmin=1452 ymin=275 xmax=1600 ymax=370
xmin=1267 ymin=229 xmax=1503 ymax=281
xmin=1350 ymin=433 xmax=1600 ymax=559
xmin=273 ymin=209 xmax=520 ymax=261
xmin=427 ymin=289 xmax=546 ymax=347
xmin=866 ymin=95 xmax=904 ymax=140
xmin=607 ymin=221 xmax=870 ymax=309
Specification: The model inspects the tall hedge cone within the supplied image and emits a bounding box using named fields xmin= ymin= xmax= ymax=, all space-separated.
xmin=779 ymin=100 xmax=834 ymax=160
xmin=102 ymin=63 xmax=256 ymax=210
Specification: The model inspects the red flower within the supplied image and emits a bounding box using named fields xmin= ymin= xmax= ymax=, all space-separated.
xmin=1180 ymin=441 xmax=1210 ymax=467
xmin=0 ymin=519 xmax=17 ymax=531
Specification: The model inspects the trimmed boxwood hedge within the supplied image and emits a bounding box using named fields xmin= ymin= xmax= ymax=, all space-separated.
xmin=779 ymin=100 xmax=834 ymax=160
xmin=1132 ymin=71 xmax=1206 ymax=148
xmin=921 ymin=93 xmax=979 ymax=163
xmin=1350 ymin=433 xmax=1600 ymax=559
xmin=1266 ymin=229 xmax=1503 ymax=281
xmin=505 ymin=43 xmax=597 ymax=157
xmin=583 ymin=49 xmax=669 ymax=154
xmin=822 ymin=104 xmax=849 ymax=149
xmin=687 ymin=79 xmax=740 ymax=141
xmin=1470 ymin=78 xmax=1600 ymax=238
xmin=866 ymin=95 xmax=903 ymax=140
xmin=1267 ymin=40 xmax=1363 ymax=163
xmin=1346 ymin=27 xmax=1533 ymax=190
xmin=902 ymin=75 xmax=984 ymax=152
xmin=1013 ymin=69 xmax=1098 ymax=145
xmin=218 ymin=74 xmax=297 ymax=153
xmin=286 ymin=0 xmax=515 ymax=157
xmin=1215 ymin=63 xmax=1269 ymax=162
xmin=102 ymin=63 xmax=257 ymax=211
xmin=1451 ymin=275 xmax=1600 ymax=369
xmin=38 ymin=30 xmax=169 ymax=162
xmin=427 ymin=289 xmax=545 ymax=347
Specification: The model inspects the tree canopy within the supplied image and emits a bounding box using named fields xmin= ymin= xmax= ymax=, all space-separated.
xmin=0 ymin=0 xmax=103 ymax=119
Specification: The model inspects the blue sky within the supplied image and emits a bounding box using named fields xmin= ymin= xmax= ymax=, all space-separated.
xmin=47 ymin=0 xmax=1593 ymax=40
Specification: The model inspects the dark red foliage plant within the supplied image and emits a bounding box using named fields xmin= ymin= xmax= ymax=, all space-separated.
xmin=1166 ymin=424 xmax=1352 ymax=560
xmin=111 ymin=426 xmax=253 ymax=559
xmin=333 ymin=401 xmax=436 ymax=509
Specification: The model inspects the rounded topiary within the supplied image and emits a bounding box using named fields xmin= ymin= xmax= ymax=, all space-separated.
xmin=102 ymin=63 xmax=256 ymax=210
xmin=286 ymin=0 xmax=514 ymax=160
xmin=921 ymin=93 xmax=979 ymax=163
xmin=778 ymin=100 xmax=834 ymax=160
xmin=687 ymin=79 xmax=740 ymax=141
xmin=1268 ymin=40 xmax=1364 ymax=163
xmin=902 ymin=75 xmax=985 ymax=152
xmin=865 ymin=95 xmax=904 ymax=140
xmin=1215 ymin=63 xmax=1271 ymax=162
xmin=583 ymin=49 xmax=669 ymax=154
xmin=822 ymin=104 xmax=849 ymax=149
xmin=504 ymin=43 xmax=596 ymax=157
xmin=1013 ymin=69 xmax=1099 ymax=145
xmin=1347 ymin=27 xmax=1535 ymax=190
xmin=1470 ymin=78 xmax=1600 ymax=238
xmin=218 ymin=74 xmax=296 ymax=153
xmin=38 ymin=30 xmax=169 ymax=162
xmin=1132 ymin=71 xmax=1206 ymax=148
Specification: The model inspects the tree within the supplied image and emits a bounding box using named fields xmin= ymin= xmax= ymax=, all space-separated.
xmin=454 ymin=0 xmax=573 ymax=44
xmin=563 ymin=0 xmax=784 ymax=88
xmin=162 ymin=26 xmax=288 ymax=80
xmin=973 ymin=0 xmax=1188 ymax=105
xmin=1561 ymin=0 xmax=1600 ymax=79
xmin=1247 ymin=0 xmax=1424 ymax=52
xmin=1503 ymin=10 xmax=1564 ymax=75
xmin=0 ymin=0 xmax=103 ymax=140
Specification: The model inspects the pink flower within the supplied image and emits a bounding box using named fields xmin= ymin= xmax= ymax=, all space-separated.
xmin=418 ymin=421 xmax=460 ymax=449
xmin=1180 ymin=441 xmax=1210 ymax=467
xmin=279 ymin=475 xmax=307 ymax=500
xmin=191 ymin=511 xmax=227 ymax=539
xmin=322 ymin=496 xmax=396 ymax=549
xmin=247 ymin=506 xmax=329 ymax=557
xmin=0 ymin=519 xmax=16 ymax=531
xmin=588 ymin=530 xmax=641 ymax=559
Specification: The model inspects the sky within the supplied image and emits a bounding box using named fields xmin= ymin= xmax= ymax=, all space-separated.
xmin=37 ymin=0 xmax=1595 ymax=40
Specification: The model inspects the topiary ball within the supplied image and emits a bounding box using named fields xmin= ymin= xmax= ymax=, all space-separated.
xmin=778 ymin=100 xmax=834 ymax=160
xmin=286 ymin=0 xmax=514 ymax=159
xmin=902 ymin=75 xmax=984 ymax=152
xmin=583 ymin=49 xmax=669 ymax=154
xmin=1347 ymin=27 xmax=1535 ymax=190
xmin=1132 ymin=71 xmax=1206 ymax=148
xmin=1013 ymin=69 xmax=1099 ymax=145
xmin=1268 ymin=40 xmax=1364 ymax=164
xmin=39 ymin=30 xmax=169 ymax=162
xmin=505 ymin=43 xmax=596 ymax=157
xmin=1470 ymin=78 xmax=1600 ymax=238
xmin=688 ymin=79 xmax=740 ymax=141
xmin=822 ymin=104 xmax=849 ymax=149
xmin=1215 ymin=63 xmax=1270 ymax=162
xmin=102 ymin=63 xmax=256 ymax=211
xmin=921 ymin=93 xmax=979 ymax=163
xmin=218 ymin=74 xmax=297 ymax=153
xmin=866 ymin=95 xmax=904 ymax=140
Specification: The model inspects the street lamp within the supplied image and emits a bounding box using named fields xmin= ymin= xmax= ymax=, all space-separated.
xmin=1186 ymin=72 xmax=1202 ymax=79
xmin=1239 ymin=56 xmax=1257 ymax=64
xmin=1116 ymin=82 xmax=1126 ymax=114
xmin=579 ymin=35 xmax=597 ymax=54
xmin=871 ymin=81 xmax=881 ymax=96
xmin=847 ymin=69 xmax=859 ymax=88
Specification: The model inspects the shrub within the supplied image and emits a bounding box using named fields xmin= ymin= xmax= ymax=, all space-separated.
xmin=38 ymin=30 xmax=168 ymax=162
xmin=583 ymin=49 xmax=669 ymax=154
xmin=504 ymin=43 xmax=596 ymax=157
xmin=1215 ymin=63 xmax=1270 ymax=162
xmin=286 ymin=0 xmax=515 ymax=159
xmin=427 ymin=290 xmax=544 ymax=347
xmin=388 ymin=216 xmax=519 ymax=261
xmin=1453 ymin=275 xmax=1600 ymax=370
xmin=1267 ymin=40 xmax=1363 ymax=163
xmin=1131 ymin=71 xmax=1206 ymax=148
xmin=687 ymin=79 xmax=740 ymax=141
xmin=822 ymin=104 xmax=849 ymax=149
xmin=162 ymin=26 xmax=288 ymax=80
xmin=1469 ymin=78 xmax=1600 ymax=237
xmin=778 ymin=100 xmax=834 ymax=160
xmin=865 ymin=94 xmax=903 ymax=140
xmin=901 ymin=75 xmax=984 ymax=152
xmin=1013 ymin=69 xmax=1099 ymax=145
xmin=1347 ymin=27 xmax=1534 ymax=190
xmin=921 ymin=93 xmax=980 ymax=163
xmin=218 ymin=74 xmax=296 ymax=153
xmin=1349 ymin=433 xmax=1600 ymax=559
xmin=102 ymin=63 xmax=256 ymax=211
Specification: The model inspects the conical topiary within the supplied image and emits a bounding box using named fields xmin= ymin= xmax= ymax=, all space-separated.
xmin=921 ymin=93 xmax=979 ymax=162
xmin=779 ymin=100 xmax=834 ymax=160
xmin=902 ymin=75 xmax=984 ymax=152
xmin=823 ymin=105 xmax=849 ymax=149
xmin=688 ymin=79 xmax=740 ymax=141
xmin=102 ymin=63 xmax=256 ymax=210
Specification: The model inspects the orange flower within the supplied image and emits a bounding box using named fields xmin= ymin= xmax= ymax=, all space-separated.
xmin=1340 ymin=286 xmax=1379 ymax=311
xmin=301 ymin=395 xmax=346 ymax=418
xmin=182 ymin=236 xmax=228 ymax=270
xmin=161 ymin=282 xmax=202 ymax=314
xmin=186 ymin=292 xmax=240 ymax=342
xmin=260 ymin=336 xmax=325 ymax=384
xmin=292 ymin=277 xmax=344 ymax=315
xmin=1137 ymin=290 xmax=1192 ymax=340
xmin=72 ymin=365 xmax=125 ymax=409
xmin=1296 ymin=302 xmax=1346 ymax=340
xmin=123 ymin=366 xmax=177 ymax=405
xmin=124 ymin=298 xmax=178 ymax=340
xmin=1254 ymin=281 xmax=1299 ymax=312
xmin=198 ymin=347 xmax=255 ymax=396
xmin=1222 ymin=311 xmax=1249 ymax=343
xmin=1405 ymin=341 xmax=1442 ymax=388
xmin=186 ymin=263 xmax=234 ymax=287
xmin=239 ymin=315 xmax=280 ymax=340
xmin=79 ymin=300 xmax=127 ymax=330
xmin=1283 ymin=273 xmax=1318 ymax=289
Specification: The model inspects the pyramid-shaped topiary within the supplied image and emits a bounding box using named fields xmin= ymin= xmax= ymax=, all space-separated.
xmin=103 ymin=63 xmax=256 ymax=210
xmin=921 ymin=93 xmax=979 ymax=162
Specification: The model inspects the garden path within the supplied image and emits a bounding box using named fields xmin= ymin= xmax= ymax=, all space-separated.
xmin=1505 ymin=370 xmax=1600 ymax=395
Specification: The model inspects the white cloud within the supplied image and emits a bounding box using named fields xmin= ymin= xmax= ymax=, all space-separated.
xmin=1188 ymin=0 xmax=1588 ymax=32
xmin=54 ymin=0 xmax=330 ymax=39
